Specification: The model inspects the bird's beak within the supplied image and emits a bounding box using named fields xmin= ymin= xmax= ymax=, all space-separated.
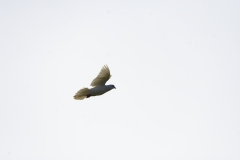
xmin=114 ymin=87 xmax=116 ymax=89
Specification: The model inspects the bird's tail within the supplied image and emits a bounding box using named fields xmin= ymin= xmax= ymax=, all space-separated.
xmin=74 ymin=88 xmax=90 ymax=100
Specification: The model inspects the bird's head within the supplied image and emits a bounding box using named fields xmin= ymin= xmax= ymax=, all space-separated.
xmin=108 ymin=85 xmax=116 ymax=89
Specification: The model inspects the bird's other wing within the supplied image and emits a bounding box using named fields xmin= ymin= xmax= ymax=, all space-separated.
xmin=74 ymin=88 xmax=90 ymax=100
xmin=90 ymin=65 xmax=111 ymax=87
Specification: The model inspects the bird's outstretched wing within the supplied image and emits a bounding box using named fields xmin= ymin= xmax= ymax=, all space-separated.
xmin=90 ymin=65 xmax=111 ymax=87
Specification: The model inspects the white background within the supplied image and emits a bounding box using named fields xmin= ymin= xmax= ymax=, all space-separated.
xmin=0 ymin=1 xmax=240 ymax=159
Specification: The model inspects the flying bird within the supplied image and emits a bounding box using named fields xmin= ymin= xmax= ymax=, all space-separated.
xmin=74 ymin=65 xmax=116 ymax=100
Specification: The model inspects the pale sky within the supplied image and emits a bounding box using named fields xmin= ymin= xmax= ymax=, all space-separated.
xmin=0 ymin=1 xmax=240 ymax=160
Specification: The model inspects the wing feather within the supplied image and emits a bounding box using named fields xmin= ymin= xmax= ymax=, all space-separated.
xmin=73 ymin=88 xmax=90 ymax=100
xmin=90 ymin=65 xmax=111 ymax=87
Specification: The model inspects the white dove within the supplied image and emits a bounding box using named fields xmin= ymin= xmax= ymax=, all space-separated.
xmin=74 ymin=65 xmax=116 ymax=100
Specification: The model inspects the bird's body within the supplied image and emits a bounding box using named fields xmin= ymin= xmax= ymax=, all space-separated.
xmin=74 ymin=65 xmax=115 ymax=100
xmin=89 ymin=85 xmax=115 ymax=96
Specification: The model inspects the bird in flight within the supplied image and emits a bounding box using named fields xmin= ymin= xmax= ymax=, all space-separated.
xmin=74 ymin=65 xmax=116 ymax=100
